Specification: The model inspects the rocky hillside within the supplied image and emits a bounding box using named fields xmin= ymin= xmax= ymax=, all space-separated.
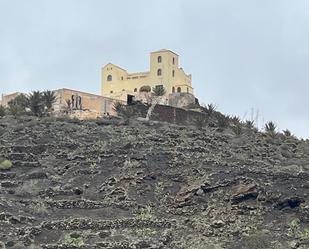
xmin=0 ymin=115 xmax=309 ymax=249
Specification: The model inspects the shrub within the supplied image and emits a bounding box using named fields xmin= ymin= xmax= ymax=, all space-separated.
xmin=0 ymin=241 xmax=5 ymax=249
xmin=230 ymin=116 xmax=241 ymax=125
xmin=217 ymin=114 xmax=230 ymax=128
xmin=232 ymin=123 xmax=243 ymax=136
xmin=265 ymin=121 xmax=277 ymax=138
xmin=113 ymin=102 xmax=136 ymax=124
xmin=8 ymin=94 xmax=29 ymax=116
xmin=0 ymin=160 xmax=12 ymax=170
xmin=139 ymin=85 xmax=151 ymax=92
xmin=0 ymin=105 xmax=6 ymax=117
xmin=245 ymin=120 xmax=254 ymax=129
xmin=62 ymin=234 xmax=85 ymax=247
xmin=283 ymin=129 xmax=292 ymax=137
xmin=205 ymin=103 xmax=216 ymax=117
xmin=193 ymin=116 xmax=208 ymax=130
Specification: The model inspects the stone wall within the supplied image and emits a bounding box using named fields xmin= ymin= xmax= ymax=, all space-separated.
xmin=134 ymin=103 xmax=205 ymax=124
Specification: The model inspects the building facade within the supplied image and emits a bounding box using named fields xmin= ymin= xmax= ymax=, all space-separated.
xmin=101 ymin=49 xmax=193 ymax=100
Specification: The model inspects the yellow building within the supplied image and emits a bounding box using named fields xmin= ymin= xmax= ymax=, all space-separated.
xmin=101 ymin=49 xmax=193 ymax=100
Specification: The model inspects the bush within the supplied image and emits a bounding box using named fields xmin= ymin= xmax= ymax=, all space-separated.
xmin=8 ymin=94 xmax=29 ymax=116
xmin=245 ymin=120 xmax=254 ymax=129
xmin=283 ymin=129 xmax=292 ymax=137
xmin=0 ymin=241 xmax=5 ymax=249
xmin=265 ymin=121 xmax=277 ymax=138
xmin=139 ymin=85 xmax=151 ymax=92
xmin=205 ymin=103 xmax=216 ymax=117
xmin=62 ymin=234 xmax=85 ymax=247
xmin=113 ymin=102 xmax=136 ymax=124
xmin=0 ymin=105 xmax=6 ymax=117
xmin=193 ymin=116 xmax=208 ymax=130
xmin=217 ymin=114 xmax=230 ymax=128
xmin=232 ymin=123 xmax=243 ymax=136
xmin=0 ymin=160 xmax=12 ymax=170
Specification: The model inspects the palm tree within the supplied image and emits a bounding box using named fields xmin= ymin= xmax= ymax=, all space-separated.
xmin=145 ymin=86 xmax=166 ymax=121
xmin=43 ymin=90 xmax=57 ymax=111
xmin=28 ymin=91 xmax=44 ymax=116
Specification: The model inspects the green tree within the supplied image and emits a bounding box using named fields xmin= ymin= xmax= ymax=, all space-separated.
xmin=43 ymin=90 xmax=56 ymax=111
xmin=28 ymin=91 xmax=44 ymax=117
xmin=7 ymin=94 xmax=29 ymax=116
xmin=145 ymin=86 xmax=166 ymax=121
xmin=0 ymin=105 xmax=6 ymax=117
xmin=139 ymin=85 xmax=151 ymax=92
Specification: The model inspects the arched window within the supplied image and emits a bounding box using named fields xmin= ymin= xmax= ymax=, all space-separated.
xmin=172 ymin=87 xmax=175 ymax=93
xmin=172 ymin=70 xmax=175 ymax=77
xmin=134 ymin=88 xmax=137 ymax=92
xmin=158 ymin=56 xmax=162 ymax=63
xmin=107 ymin=75 xmax=112 ymax=81
xmin=157 ymin=68 xmax=162 ymax=76
xmin=173 ymin=57 xmax=175 ymax=64
xmin=177 ymin=87 xmax=181 ymax=93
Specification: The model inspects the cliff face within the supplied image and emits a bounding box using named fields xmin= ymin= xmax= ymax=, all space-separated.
xmin=0 ymin=116 xmax=309 ymax=249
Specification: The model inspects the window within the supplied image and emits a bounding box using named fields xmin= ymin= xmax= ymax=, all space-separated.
xmin=173 ymin=57 xmax=175 ymax=64
xmin=134 ymin=88 xmax=137 ymax=92
xmin=157 ymin=68 xmax=162 ymax=76
xmin=110 ymin=90 xmax=113 ymax=94
xmin=121 ymin=76 xmax=124 ymax=80
xmin=107 ymin=75 xmax=112 ymax=81
xmin=158 ymin=56 xmax=162 ymax=63
xmin=177 ymin=87 xmax=181 ymax=93
xmin=187 ymin=87 xmax=189 ymax=93
xmin=172 ymin=70 xmax=175 ymax=77
xmin=172 ymin=87 xmax=175 ymax=93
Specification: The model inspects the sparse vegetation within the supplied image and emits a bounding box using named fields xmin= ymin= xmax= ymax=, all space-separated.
xmin=62 ymin=234 xmax=85 ymax=247
xmin=245 ymin=120 xmax=254 ymax=129
xmin=0 ymin=105 xmax=6 ymax=117
xmin=113 ymin=102 xmax=136 ymax=124
xmin=8 ymin=94 xmax=29 ymax=116
xmin=265 ymin=121 xmax=277 ymax=138
xmin=0 ymin=160 xmax=12 ymax=170
xmin=283 ymin=129 xmax=292 ymax=137
xmin=232 ymin=123 xmax=243 ymax=136
xmin=217 ymin=114 xmax=230 ymax=128
xmin=193 ymin=116 xmax=208 ymax=130
xmin=204 ymin=103 xmax=216 ymax=117
xmin=287 ymin=219 xmax=309 ymax=240
xmin=0 ymin=241 xmax=5 ymax=249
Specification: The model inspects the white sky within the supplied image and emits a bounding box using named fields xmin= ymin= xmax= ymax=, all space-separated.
xmin=0 ymin=0 xmax=308 ymax=138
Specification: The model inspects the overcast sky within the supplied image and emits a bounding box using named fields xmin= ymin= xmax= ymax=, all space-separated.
xmin=0 ymin=0 xmax=308 ymax=138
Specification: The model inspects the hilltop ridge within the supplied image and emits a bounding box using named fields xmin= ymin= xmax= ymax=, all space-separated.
xmin=0 ymin=115 xmax=309 ymax=248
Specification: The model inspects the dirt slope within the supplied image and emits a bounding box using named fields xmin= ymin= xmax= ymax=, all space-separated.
xmin=0 ymin=116 xmax=309 ymax=249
